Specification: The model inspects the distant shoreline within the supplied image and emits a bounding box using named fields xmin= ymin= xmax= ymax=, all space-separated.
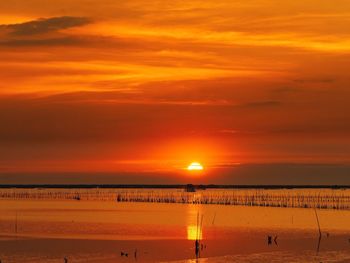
xmin=0 ymin=184 xmax=350 ymax=189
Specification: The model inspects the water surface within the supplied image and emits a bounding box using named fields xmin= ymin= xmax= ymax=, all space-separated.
xmin=0 ymin=198 xmax=350 ymax=262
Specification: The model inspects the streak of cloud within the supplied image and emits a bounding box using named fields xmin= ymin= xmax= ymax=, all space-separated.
xmin=1 ymin=16 xmax=90 ymax=35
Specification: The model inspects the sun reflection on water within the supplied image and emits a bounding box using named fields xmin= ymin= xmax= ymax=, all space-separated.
xmin=187 ymin=225 xmax=202 ymax=240
xmin=186 ymin=204 xmax=204 ymax=241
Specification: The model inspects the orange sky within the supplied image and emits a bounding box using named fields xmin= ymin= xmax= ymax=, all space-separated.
xmin=0 ymin=1 xmax=349 ymax=183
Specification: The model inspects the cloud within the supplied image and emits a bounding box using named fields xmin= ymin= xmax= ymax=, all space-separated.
xmin=293 ymin=78 xmax=335 ymax=84
xmin=0 ymin=16 xmax=92 ymax=47
xmin=1 ymin=16 xmax=91 ymax=35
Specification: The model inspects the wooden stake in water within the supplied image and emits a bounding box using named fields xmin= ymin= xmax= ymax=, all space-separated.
xmin=196 ymin=212 xmax=199 ymax=241
xmin=314 ymin=208 xmax=322 ymax=255
xmin=200 ymin=214 xmax=204 ymax=239
xmin=195 ymin=212 xmax=200 ymax=258
xmin=314 ymin=209 xmax=321 ymax=237
xmin=212 ymin=212 xmax=216 ymax=226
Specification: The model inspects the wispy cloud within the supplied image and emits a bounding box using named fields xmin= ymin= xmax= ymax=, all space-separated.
xmin=1 ymin=16 xmax=90 ymax=35
xmin=0 ymin=16 xmax=91 ymax=47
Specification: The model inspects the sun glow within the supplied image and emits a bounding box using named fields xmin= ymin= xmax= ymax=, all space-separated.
xmin=187 ymin=162 xmax=203 ymax=171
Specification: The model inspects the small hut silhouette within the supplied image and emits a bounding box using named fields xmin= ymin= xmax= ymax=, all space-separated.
xmin=185 ymin=184 xmax=196 ymax=192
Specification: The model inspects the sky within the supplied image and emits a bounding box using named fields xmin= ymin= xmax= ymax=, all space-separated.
xmin=0 ymin=0 xmax=349 ymax=184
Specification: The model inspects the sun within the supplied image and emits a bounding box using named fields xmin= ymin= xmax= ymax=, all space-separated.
xmin=187 ymin=162 xmax=203 ymax=171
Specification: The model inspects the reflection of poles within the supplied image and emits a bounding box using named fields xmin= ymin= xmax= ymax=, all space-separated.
xmin=195 ymin=212 xmax=204 ymax=259
xmin=195 ymin=239 xmax=200 ymax=258
xmin=314 ymin=209 xmax=322 ymax=255
xmin=316 ymin=234 xmax=322 ymax=255
xmin=195 ymin=212 xmax=200 ymax=258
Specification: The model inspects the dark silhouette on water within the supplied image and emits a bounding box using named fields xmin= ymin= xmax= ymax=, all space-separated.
xmin=121 ymin=251 xmax=128 ymax=257
xmin=267 ymin=235 xmax=272 ymax=245
xmin=64 ymin=257 xmax=68 ymax=263
xmin=267 ymin=235 xmax=278 ymax=245
xmin=195 ymin=212 xmax=200 ymax=258
xmin=195 ymin=239 xmax=200 ymax=258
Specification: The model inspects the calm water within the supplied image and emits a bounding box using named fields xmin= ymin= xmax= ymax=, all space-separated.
xmin=0 ymin=198 xmax=350 ymax=262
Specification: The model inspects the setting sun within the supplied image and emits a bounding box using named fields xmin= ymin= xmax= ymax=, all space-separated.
xmin=187 ymin=162 xmax=203 ymax=171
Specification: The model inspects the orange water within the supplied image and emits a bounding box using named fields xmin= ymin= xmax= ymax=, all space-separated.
xmin=0 ymin=198 xmax=350 ymax=262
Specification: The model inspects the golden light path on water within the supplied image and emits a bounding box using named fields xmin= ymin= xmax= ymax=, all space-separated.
xmin=186 ymin=204 xmax=203 ymax=240
xmin=187 ymin=225 xmax=202 ymax=241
